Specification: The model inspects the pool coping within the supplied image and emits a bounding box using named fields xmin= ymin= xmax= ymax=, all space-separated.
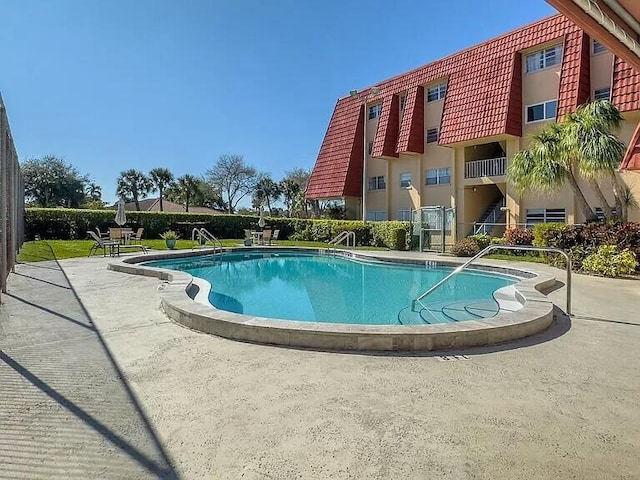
xmin=107 ymin=247 xmax=556 ymax=351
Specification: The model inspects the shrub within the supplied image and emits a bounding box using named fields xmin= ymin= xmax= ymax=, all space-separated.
xmin=582 ymin=245 xmax=638 ymax=277
xmin=468 ymin=233 xmax=491 ymax=250
xmin=371 ymin=221 xmax=409 ymax=250
xmin=451 ymin=237 xmax=480 ymax=257
xmin=504 ymin=227 xmax=534 ymax=246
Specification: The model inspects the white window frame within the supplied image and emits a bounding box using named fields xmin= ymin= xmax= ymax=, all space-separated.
xmin=426 ymin=127 xmax=439 ymax=144
xmin=366 ymin=210 xmax=387 ymax=222
xmin=525 ymin=99 xmax=558 ymax=123
xmin=397 ymin=210 xmax=412 ymax=221
xmin=368 ymin=141 xmax=374 ymax=154
xmin=400 ymin=95 xmax=407 ymax=111
xmin=593 ymin=87 xmax=611 ymax=101
xmin=525 ymin=45 xmax=563 ymax=73
xmin=425 ymin=167 xmax=451 ymax=186
xmin=427 ymin=83 xmax=447 ymax=102
xmin=592 ymin=39 xmax=607 ymax=55
xmin=400 ymin=172 xmax=412 ymax=188
xmin=525 ymin=208 xmax=566 ymax=226
xmin=368 ymin=175 xmax=386 ymax=191
xmin=368 ymin=104 xmax=382 ymax=120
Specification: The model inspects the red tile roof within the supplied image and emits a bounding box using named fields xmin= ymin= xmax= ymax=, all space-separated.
xmin=612 ymin=56 xmax=640 ymax=112
xmin=621 ymin=122 xmax=640 ymax=171
xmin=307 ymin=14 xmax=640 ymax=199
xmin=371 ymin=95 xmax=399 ymax=158
xmin=557 ymin=30 xmax=591 ymax=118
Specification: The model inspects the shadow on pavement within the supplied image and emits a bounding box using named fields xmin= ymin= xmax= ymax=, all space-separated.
xmin=0 ymin=241 xmax=179 ymax=479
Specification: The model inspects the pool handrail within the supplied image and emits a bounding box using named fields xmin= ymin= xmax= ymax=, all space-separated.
xmin=191 ymin=228 xmax=223 ymax=251
xmin=413 ymin=245 xmax=572 ymax=315
xmin=327 ymin=231 xmax=356 ymax=253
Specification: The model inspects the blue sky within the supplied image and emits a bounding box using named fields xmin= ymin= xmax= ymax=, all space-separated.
xmin=1 ymin=0 xmax=555 ymax=204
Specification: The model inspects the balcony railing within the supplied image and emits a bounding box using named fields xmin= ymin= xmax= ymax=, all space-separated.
xmin=465 ymin=156 xmax=506 ymax=179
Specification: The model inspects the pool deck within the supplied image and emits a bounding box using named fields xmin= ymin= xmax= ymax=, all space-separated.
xmin=1 ymin=248 xmax=640 ymax=479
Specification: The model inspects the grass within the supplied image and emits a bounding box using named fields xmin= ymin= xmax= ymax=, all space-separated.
xmin=18 ymin=239 xmax=362 ymax=262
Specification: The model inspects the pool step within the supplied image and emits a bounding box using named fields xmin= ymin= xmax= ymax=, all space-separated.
xmin=397 ymin=298 xmax=501 ymax=325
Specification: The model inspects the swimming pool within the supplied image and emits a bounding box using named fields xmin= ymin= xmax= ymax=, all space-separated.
xmin=145 ymin=250 xmax=518 ymax=325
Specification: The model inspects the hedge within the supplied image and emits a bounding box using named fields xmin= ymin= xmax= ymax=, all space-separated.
xmin=24 ymin=208 xmax=410 ymax=250
xmin=533 ymin=221 xmax=640 ymax=271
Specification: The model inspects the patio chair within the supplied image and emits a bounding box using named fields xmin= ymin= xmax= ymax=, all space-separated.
xmin=87 ymin=231 xmax=120 ymax=257
xmin=130 ymin=227 xmax=144 ymax=244
xmin=95 ymin=226 xmax=110 ymax=240
xmin=270 ymin=229 xmax=280 ymax=245
xmin=262 ymin=229 xmax=272 ymax=245
xmin=109 ymin=227 xmax=122 ymax=242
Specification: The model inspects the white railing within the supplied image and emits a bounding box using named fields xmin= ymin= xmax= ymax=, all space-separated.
xmin=327 ymin=231 xmax=356 ymax=254
xmin=191 ymin=228 xmax=222 ymax=250
xmin=465 ymin=156 xmax=506 ymax=178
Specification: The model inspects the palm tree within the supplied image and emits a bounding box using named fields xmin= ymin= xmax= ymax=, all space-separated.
xmin=508 ymin=123 xmax=598 ymax=222
xmin=280 ymin=178 xmax=300 ymax=214
xmin=85 ymin=182 xmax=102 ymax=201
xmin=149 ymin=168 xmax=175 ymax=212
xmin=176 ymin=174 xmax=200 ymax=212
xmin=116 ymin=169 xmax=153 ymax=211
xmin=253 ymin=175 xmax=281 ymax=214
xmin=565 ymin=100 xmax=627 ymax=220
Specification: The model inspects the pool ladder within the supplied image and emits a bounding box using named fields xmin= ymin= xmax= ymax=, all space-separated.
xmin=191 ymin=228 xmax=223 ymax=251
xmin=411 ymin=244 xmax=572 ymax=315
xmin=327 ymin=231 xmax=356 ymax=254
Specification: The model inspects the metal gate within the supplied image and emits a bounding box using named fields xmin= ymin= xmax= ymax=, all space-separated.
xmin=410 ymin=206 xmax=456 ymax=253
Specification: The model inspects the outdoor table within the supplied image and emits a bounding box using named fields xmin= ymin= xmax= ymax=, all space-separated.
xmin=120 ymin=228 xmax=134 ymax=245
xmin=251 ymin=231 xmax=264 ymax=245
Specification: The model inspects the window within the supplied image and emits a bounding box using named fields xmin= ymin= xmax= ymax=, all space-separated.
xmin=397 ymin=210 xmax=412 ymax=221
xmin=526 ymin=208 xmax=566 ymax=226
xmin=368 ymin=141 xmax=374 ymax=154
xmin=595 ymin=207 xmax=618 ymax=220
xmin=594 ymin=87 xmax=611 ymax=101
xmin=426 ymin=127 xmax=439 ymax=144
xmin=427 ymin=83 xmax=447 ymax=102
xmin=425 ymin=167 xmax=451 ymax=185
xmin=526 ymin=100 xmax=557 ymax=123
xmin=525 ymin=45 xmax=563 ymax=73
xmin=400 ymin=95 xmax=407 ymax=111
xmin=400 ymin=173 xmax=412 ymax=188
xmin=366 ymin=210 xmax=387 ymax=221
xmin=368 ymin=176 xmax=386 ymax=191
xmin=368 ymin=104 xmax=382 ymax=120
xmin=593 ymin=40 xmax=607 ymax=54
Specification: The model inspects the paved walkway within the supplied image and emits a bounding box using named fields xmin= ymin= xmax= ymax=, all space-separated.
xmin=0 ymin=255 xmax=178 ymax=479
xmin=1 ymin=247 xmax=640 ymax=479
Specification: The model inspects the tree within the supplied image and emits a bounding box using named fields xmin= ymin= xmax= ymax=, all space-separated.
xmin=253 ymin=174 xmax=281 ymax=213
xmin=85 ymin=182 xmax=102 ymax=201
xmin=174 ymin=174 xmax=200 ymax=212
xmin=281 ymin=168 xmax=311 ymax=216
xmin=22 ymin=155 xmax=88 ymax=208
xmin=192 ymin=178 xmax=225 ymax=210
xmin=508 ymin=123 xmax=598 ymax=222
xmin=206 ymin=154 xmax=257 ymax=214
xmin=149 ymin=168 xmax=175 ymax=212
xmin=564 ymin=100 xmax=627 ymax=220
xmin=116 ymin=169 xmax=153 ymax=211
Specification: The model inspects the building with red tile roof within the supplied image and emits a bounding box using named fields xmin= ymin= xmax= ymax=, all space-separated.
xmin=307 ymin=13 xmax=640 ymax=237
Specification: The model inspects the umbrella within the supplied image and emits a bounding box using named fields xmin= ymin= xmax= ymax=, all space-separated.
xmin=258 ymin=206 xmax=266 ymax=228
xmin=115 ymin=199 xmax=127 ymax=226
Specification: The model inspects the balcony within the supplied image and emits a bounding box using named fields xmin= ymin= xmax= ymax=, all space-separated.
xmin=464 ymin=157 xmax=506 ymax=179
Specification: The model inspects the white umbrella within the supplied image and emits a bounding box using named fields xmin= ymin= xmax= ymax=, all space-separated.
xmin=258 ymin=206 xmax=266 ymax=228
xmin=115 ymin=199 xmax=127 ymax=226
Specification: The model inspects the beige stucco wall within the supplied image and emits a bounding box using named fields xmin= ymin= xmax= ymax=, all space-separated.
xmin=590 ymin=49 xmax=614 ymax=96
xmin=522 ymin=43 xmax=562 ymax=137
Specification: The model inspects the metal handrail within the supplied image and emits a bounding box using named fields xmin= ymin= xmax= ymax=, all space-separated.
xmin=327 ymin=231 xmax=356 ymax=253
xmin=413 ymin=245 xmax=572 ymax=315
xmin=191 ymin=228 xmax=222 ymax=250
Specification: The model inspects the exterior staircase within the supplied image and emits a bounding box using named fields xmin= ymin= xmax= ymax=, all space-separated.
xmin=471 ymin=197 xmax=506 ymax=236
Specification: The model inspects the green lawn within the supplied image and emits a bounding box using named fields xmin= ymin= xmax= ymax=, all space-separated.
xmin=18 ymin=239 xmax=357 ymax=262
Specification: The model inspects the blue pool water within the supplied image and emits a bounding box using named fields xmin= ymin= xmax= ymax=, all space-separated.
xmin=145 ymin=251 xmax=517 ymax=325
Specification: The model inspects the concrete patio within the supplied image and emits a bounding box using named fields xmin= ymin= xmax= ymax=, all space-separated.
xmin=1 ymin=247 xmax=639 ymax=479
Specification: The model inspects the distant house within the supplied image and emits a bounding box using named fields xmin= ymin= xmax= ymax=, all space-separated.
xmin=121 ymin=198 xmax=225 ymax=214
